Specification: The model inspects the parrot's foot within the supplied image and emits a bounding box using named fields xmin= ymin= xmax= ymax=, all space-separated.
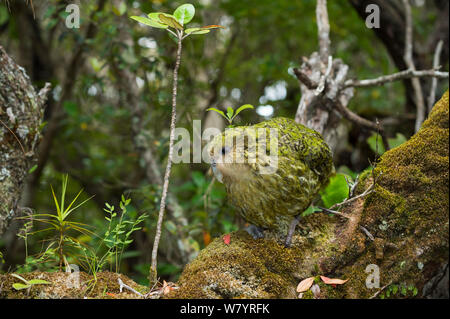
xmin=245 ymin=224 xmax=265 ymax=239
xmin=285 ymin=214 xmax=302 ymax=247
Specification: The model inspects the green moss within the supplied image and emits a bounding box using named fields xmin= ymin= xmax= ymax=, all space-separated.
xmin=171 ymin=91 xmax=449 ymax=299
xmin=0 ymin=271 xmax=148 ymax=299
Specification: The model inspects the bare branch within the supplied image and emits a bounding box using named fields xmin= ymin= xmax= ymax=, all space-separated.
xmin=293 ymin=67 xmax=318 ymax=89
xmin=344 ymin=69 xmax=448 ymax=88
xmin=316 ymin=0 xmax=330 ymax=63
xmin=360 ymin=225 xmax=374 ymax=241
xmin=334 ymin=100 xmax=381 ymax=132
xmin=402 ymin=0 xmax=425 ymax=132
xmin=150 ymin=34 xmax=183 ymax=285
xmin=428 ymin=40 xmax=444 ymax=113
xmin=118 ymin=278 xmax=144 ymax=297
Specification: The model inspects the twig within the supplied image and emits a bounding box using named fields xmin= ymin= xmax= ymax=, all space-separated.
xmin=150 ymin=30 xmax=183 ymax=285
xmin=369 ymin=280 xmax=393 ymax=299
xmin=329 ymin=183 xmax=374 ymax=211
xmin=118 ymin=278 xmax=144 ymax=297
xmin=334 ymin=99 xmax=382 ymax=132
xmin=317 ymin=206 xmax=349 ymax=219
xmin=427 ymin=40 xmax=444 ymax=113
xmin=359 ymin=225 xmax=374 ymax=241
xmin=402 ymin=0 xmax=425 ymax=132
xmin=343 ymin=69 xmax=448 ymax=88
xmin=0 ymin=118 xmax=26 ymax=155
xmin=316 ymin=0 xmax=330 ymax=63
xmin=293 ymin=67 xmax=318 ymax=89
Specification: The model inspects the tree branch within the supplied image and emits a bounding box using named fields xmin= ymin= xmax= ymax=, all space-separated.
xmin=428 ymin=40 xmax=444 ymax=113
xmin=344 ymin=69 xmax=448 ymax=88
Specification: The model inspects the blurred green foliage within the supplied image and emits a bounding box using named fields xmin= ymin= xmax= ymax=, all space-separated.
xmin=0 ymin=0 xmax=446 ymax=285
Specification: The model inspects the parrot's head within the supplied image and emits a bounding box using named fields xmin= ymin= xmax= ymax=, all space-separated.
xmin=207 ymin=126 xmax=278 ymax=184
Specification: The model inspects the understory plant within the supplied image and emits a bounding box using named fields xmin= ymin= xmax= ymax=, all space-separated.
xmin=207 ymin=104 xmax=254 ymax=127
xmin=18 ymin=174 xmax=93 ymax=271
xmin=17 ymin=176 xmax=147 ymax=285
xmin=130 ymin=3 xmax=224 ymax=285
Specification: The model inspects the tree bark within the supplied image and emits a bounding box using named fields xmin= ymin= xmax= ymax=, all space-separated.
xmin=168 ymin=91 xmax=449 ymax=299
xmin=0 ymin=46 xmax=50 ymax=236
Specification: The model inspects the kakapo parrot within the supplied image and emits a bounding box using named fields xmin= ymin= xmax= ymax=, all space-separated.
xmin=207 ymin=117 xmax=334 ymax=247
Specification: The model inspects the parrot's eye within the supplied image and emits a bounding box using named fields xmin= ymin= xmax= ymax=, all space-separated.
xmin=221 ymin=146 xmax=229 ymax=155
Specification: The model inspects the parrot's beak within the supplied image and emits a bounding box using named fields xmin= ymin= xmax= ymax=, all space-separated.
xmin=210 ymin=159 xmax=223 ymax=183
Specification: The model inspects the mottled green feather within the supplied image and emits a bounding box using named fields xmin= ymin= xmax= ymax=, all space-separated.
xmin=208 ymin=117 xmax=334 ymax=232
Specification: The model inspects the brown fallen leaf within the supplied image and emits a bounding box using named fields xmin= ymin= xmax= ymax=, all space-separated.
xmin=296 ymin=276 xmax=315 ymax=293
xmin=320 ymin=275 xmax=349 ymax=285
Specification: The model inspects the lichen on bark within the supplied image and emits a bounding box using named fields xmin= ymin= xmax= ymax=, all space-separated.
xmin=0 ymin=46 xmax=50 ymax=236
xmin=169 ymin=91 xmax=449 ymax=299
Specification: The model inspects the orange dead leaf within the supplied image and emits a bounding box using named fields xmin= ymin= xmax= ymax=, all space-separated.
xmin=296 ymin=277 xmax=315 ymax=293
xmin=203 ymin=231 xmax=211 ymax=246
xmin=320 ymin=275 xmax=349 ymax=285
xmin=201 ymin=25 xmax=225 ymax=29
xmin=223 ymin=233 xmax=231 ymax=245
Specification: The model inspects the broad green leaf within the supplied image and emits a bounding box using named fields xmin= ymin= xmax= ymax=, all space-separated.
xmin=130 ymin=16 xmax=168 ymax=29
xmin=28 ymin=279 xmax=51 ymax=285
xmin=320 ymin=173 xmax=349 ymax=208
xmin=13 ymin=283 xmax=31 ymax=290
xmin=158 ymin=13 xmax=183 ymax=30
xmin=206 ymin=107 xmax=226 ymax=118
xmin=233 ymin=104 xmax=254 ymax=118
xmin=173 ymin=4 xmax=195 ymax=25
xmin=226 ymin=107 xmax=234 ymax=119
xmin=148 ymin=12 xmax=164 ymax=22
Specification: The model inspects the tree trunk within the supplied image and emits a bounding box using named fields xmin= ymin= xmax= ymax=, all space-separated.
xmin=168 ymin=91 xmax=449 ymax=299
xmin=0 ymin=46 xmax=50 ymax=236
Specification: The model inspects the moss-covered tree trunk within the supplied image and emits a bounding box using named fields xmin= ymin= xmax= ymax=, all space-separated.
xmin=169 ymin=91 xmax=449 ymax=299
xmin=0 ymin=46 xmax=50 ymax=236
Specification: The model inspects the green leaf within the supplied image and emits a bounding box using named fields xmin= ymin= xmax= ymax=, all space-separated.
xmin=13 ymin=283 xmax=31 ymax=290
xmin=206 ymin=107 xmax=226 ymax=119
xmin=367 ymin=132 xmax=385 ymax=155
xmin=130 ymin=16 xmax=168 ymax=29
xmin=320 ymin=174 xmax=349 ymax=208
xmin=147 ymin=12 xmax=164 ymax=23
xmin=392 ymin=284 xmax=398 ymax=295
xmin=173 ymin=4 xmax=195 ymax=25
xmin=233 ymin=104 xmax=254 ymax=118
xmin=158 ymin=13 xmax=183 ymax=30
xmin=28 ymin=164 xmax=38 ymax=174
xmin=28 ymin=279 xmax=51 ymax=285
xmin=388 ymin=133 xmax=407 ymax=149
xmin=226 ymin=107 xmax=234 ymax=119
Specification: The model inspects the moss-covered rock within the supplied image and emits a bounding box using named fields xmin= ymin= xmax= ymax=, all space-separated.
xmin=0 ymin=271 xmax=147 ymax=299
xmin=169 ymin=91 xmax=449 ymax=299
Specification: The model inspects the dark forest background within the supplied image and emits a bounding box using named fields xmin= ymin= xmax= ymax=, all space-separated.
xmin=0 ymin=0 xmax=448 ymax=285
